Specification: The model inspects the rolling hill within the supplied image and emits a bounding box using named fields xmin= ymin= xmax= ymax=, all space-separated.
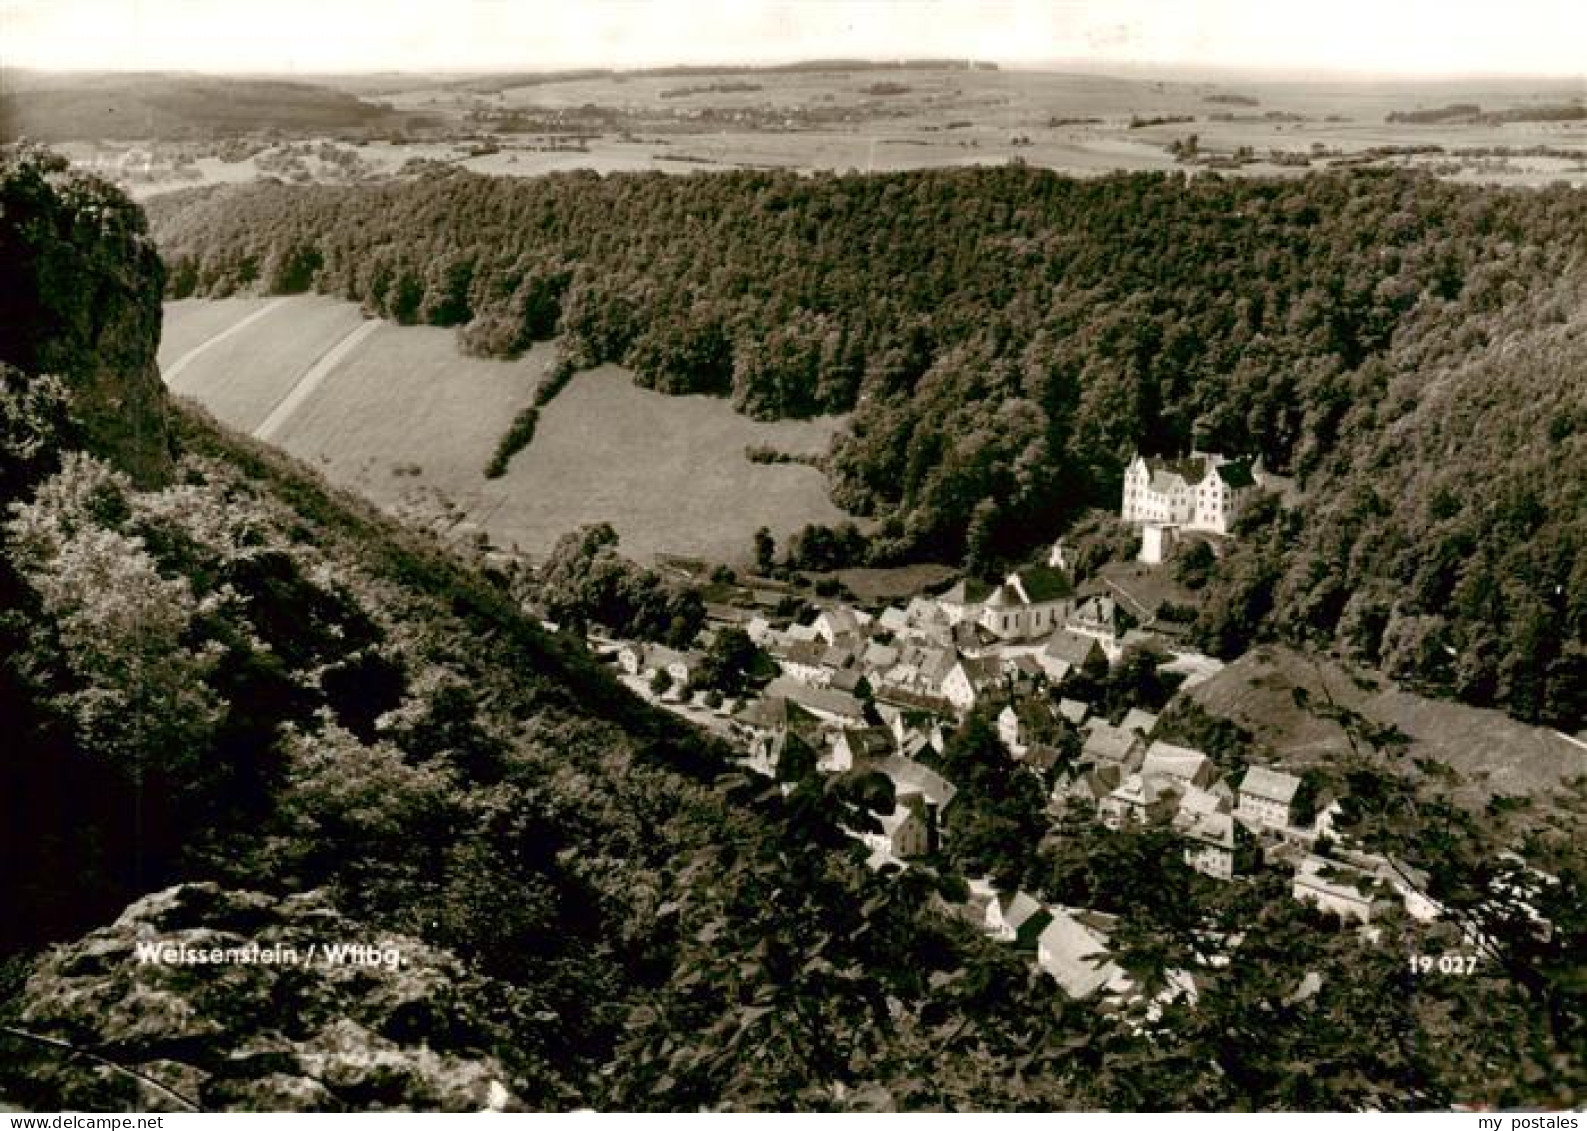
xmin=0 ymin=72 xmax=409 ymax=142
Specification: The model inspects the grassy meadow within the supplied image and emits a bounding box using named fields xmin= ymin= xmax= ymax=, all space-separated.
xmin=158 ymin=298 xmax=851 ymax=562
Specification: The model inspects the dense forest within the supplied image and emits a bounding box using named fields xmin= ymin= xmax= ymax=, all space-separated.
xmin=147 ymin=166 xmax=1585 ymax=730
xmin=3 ymin=144 xmax=1584 ymax=1112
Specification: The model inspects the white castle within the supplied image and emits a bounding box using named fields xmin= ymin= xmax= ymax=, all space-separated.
xmin=1121 ymin=450 xmax=1276 ymax=562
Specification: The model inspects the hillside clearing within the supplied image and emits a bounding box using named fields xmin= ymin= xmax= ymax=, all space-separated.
xmin=159 ymin=297 xmax=370 ymax=432
xmin=1187 ymin=644 xmax=1587 ymax=805
xmin=479 ymin=363 xmax=850 ymax=564
xmin=159 ymin=299 xmax=853 ymax=562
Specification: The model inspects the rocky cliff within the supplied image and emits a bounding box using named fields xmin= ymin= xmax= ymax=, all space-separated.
xmin=0 ymin=144 xmax=171 ymax=486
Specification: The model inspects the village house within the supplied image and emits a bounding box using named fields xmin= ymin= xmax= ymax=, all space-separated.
xmin=996 ymin=697 xmax=1059 ymax=757
xmin=1175 ymin=807 xmax=1241 ymax=880
xmin=771 ymin=638 xmax=828 ymax=685
xmin=813 ymin=606 xmax=870 ymax=645
xmin=997 ymin=704 xmax=1028 ymax=757
xmin=875 ymin=605 xmax=910 ymax=635
xmin=872 ymin=755 xmax=958 ymax=850
xmin=1292 ymin=855 xmax=1395 ymax=925
xmin=828 ymin=668 xmax=867 ymax=695
xmin=1037 ymin=908 xmax=1129 ymax=1000
xmin=1100 ymin=771 xmax=1181 ymax=828
xmin=940 ymin=654 xmax=1004 ymax=714
xmin=1119 ymin=707 xmax=1160 ymax=740
xmin=1236 ymin=766 xmax=1304 ymax=830
xmin=618 ymin=642 xmax=703 ymax=689
xmin=824 ymin=726 xmax=895 ymax=773
xmin=1039 ymin=630 xmax=1107 ymax=684
xmin=862 ymin=639 xmax=901 ymax=673
xmin=859 ymin=794 xmax=932 ymax=862
xmin=1053 ymin=763 xmax=1123 ymax=810
xmin=1065 ymin=595 xmax=1126 ymax=658
xmin=733 ymin=696 xmax=824 ymax=777
xmin=1057 ymin=697 xmax=1092 ymax=727
xmin=1021 ymin=741 xmax=1064 ymax=774
xmin=760 ymin=676 xmax=869 ymax=728
xmin=1140 ymin=741 xmax=1218 ymax=792
xmin=936 ymin=578 xmax=994 ymax=626
xmin=985 ymin=890 xmax=1053 ymax=947
xmin=1081 ymin=720 xmax=1145 ymax=774
xmin=881 ymin=642 xmax=957 ymax=698
xmin=616 ymin=641 xmax=646 ymax=676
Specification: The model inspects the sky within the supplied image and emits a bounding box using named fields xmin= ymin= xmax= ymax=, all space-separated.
xmin=1 ymin=0 xmax=1584 ymax=79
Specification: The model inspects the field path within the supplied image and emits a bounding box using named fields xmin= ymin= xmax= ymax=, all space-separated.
xmin=254 ymin=319 xmax=381 ymax=442
xmin=163 ymin=297 xmax=291 ymax=385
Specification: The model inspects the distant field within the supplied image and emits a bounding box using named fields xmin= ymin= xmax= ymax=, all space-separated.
xmin=1188 ymin=644 xmax=1587 ymax=806
xmin=44 ymin=65 xmax=1582 ymax=199
xmin=159 ymin=298 xmax=852 ymax=562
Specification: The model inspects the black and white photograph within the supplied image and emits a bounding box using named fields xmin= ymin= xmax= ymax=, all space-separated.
xmin=0 ymin=0 xmax=1583 ymax=1114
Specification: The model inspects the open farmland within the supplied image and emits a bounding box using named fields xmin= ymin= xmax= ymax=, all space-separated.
xmin=40 ymin=65 xmax=1586 ymax=199
xmin=158 ymin=298 xmax=851 ymax=562
xmin=161 ymin=297 xmax=369 ymax=430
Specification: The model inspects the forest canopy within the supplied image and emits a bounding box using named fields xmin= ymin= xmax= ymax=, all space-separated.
xmin=148 ymin=167 xmax=1586 ymax=730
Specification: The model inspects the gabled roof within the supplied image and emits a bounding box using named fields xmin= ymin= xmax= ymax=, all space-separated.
xmin=1022 ymin=742 xmax=1064 ymax=772
xmin=947 ymin=654 xmax=1003 ymax=688
xmin=828 ymin=668 xmax=866 ymax=693
xmin=1044 ymin=630 xmax=1103 ymax=668
xmin=1069 ymin=594 xmax=1119 ymax=627
xmin=734 ymin=694 xmax=821 ymax=734
xmin=953 ymin=619 xmax=996 ymax=650
xmin=916 ymin=647 xmax=957 ymax=685
xmin=1108 ymin=771 xmax=1179 ymax=811
xmin=1141 ymin=740 xmax=1212 ymax=786
xmin=1082 ymin=722 xmax=1141 ymax=766
xmin=771 ymin=639 xmax=826 ymax=667
xmin=838 ymin=726 xmax=895 ymax=760
xmin=1175 ymin=806 xmax=1235 ymax=850
xmin=1057 ymin=697 xmax=1091 ymax=725
xmin=816 ymin=607 xmax=862 ymax=637
xmin=1177 ymin=784 xmax=1227 ymax=817
xmin=1294 ymin=854 xmax=1389 ymax=905
xmin=1008 ymin=654 xmax=1046 ymax=681
xmin=763 ymin=676 xmax=867 ymax=723
xmin=1239 ymin=766 xmax=1302 ymax=804
xmin=998 ymin=890 xmax=1047 ymax=933
xmin=877 ymin=606 xmax=910 ymax=632
xmin=862 ymin=641 xmax=900 ymax=670
xmin=1037 ymin=909 xmax=1124 ymax=999
xmin=820 ymin=641 xmax=860 ymax=670
xmin=1119 ymin=707 xmax=1160 ymax=737
xmin=873 ymin=755 xmax=958 ymax=810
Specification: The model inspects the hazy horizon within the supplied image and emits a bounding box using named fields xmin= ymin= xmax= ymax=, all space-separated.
xmin=2 ymin=1 xmax=1584 ymax=83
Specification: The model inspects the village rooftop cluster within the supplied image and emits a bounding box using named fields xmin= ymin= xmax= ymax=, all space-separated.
xmin=564 ymin=453 xmax=1475 ymax=1003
